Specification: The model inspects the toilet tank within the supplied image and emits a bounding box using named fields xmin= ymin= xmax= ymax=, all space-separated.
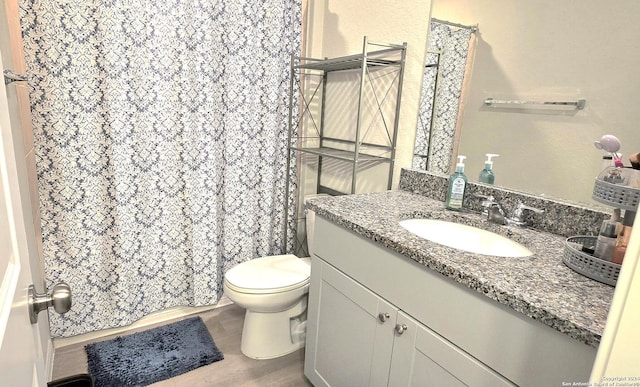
xmin=306 ymin=208 xmax=318 ymax=256
xmin=304 ymin=194 xmax=328 ymax=257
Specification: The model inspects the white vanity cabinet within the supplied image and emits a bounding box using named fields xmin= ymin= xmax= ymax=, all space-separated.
xmin=305 ymin=252 xmax=511 ymax=387
xmin=304 ymin=216 xmax=597 ymax=386
xmin=304 ymin=258 xmax=397 ymax=386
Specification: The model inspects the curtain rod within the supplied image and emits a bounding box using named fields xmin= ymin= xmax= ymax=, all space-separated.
xmin=431 ymin=18 xmax=478 ymax=33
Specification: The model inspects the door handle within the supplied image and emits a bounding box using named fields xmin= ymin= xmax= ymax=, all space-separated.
xmin=28 ymin=282 xmax=72 ymax=324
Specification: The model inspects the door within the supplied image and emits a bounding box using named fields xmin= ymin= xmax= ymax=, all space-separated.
xmin=388 ymin=311 xmax=514 ymax=387
xmin=304 ymin=258 xmax=397 ymax=387
xmin=0 ymin=52 xmax=47 ymax=386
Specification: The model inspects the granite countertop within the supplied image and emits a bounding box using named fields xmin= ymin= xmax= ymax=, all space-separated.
xmin=306 ymin=190 xmax=615 ymax=348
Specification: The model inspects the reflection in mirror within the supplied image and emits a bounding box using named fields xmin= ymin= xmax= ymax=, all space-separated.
xmin=412 ymin=19 xmax=477 ymax=174
xmin=413 ymin=1 xmax=640 ymax=206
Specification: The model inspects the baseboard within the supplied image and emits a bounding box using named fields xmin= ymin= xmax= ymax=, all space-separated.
xmin=53 ymin=296 xmax=233 ymax=349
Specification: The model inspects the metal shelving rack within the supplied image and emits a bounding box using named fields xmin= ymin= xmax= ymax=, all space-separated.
xmin=283 ymin=36 xmax=406 ymax=252
xmin=286 ymin=36 xmax=407 ymax=195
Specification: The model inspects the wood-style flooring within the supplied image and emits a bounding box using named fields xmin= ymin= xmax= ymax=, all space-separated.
xmin=51 ymin=304 xmax=313 ymax=386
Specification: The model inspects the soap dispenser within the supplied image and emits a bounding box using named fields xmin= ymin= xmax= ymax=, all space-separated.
xmin=479 ymin=154 xmax=499 ymax=184
xmin=446 ymin=155 xmax=468 ymax=211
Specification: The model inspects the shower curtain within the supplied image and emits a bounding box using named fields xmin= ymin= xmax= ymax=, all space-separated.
xmin=20 ymin=0 xmax=301 ymax=337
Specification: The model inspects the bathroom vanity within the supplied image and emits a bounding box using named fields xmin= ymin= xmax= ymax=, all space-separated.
xmin=303 ymin=190 xmax=613 ymax=387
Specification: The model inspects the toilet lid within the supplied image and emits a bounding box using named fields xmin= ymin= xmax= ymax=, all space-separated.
xmin=225 ymin=254 xmax=310 ymax=293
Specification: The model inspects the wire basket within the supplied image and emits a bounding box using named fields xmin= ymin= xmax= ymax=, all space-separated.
xmin=563 ymin=236 xmax=620 ymax=286
xmin=592 ymin=174 xmax=640 ymax=211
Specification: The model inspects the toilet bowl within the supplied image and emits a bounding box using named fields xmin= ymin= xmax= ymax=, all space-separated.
xmin=223 ymin=205 xmax=321 ymax=359
xmin=223 ymin=255 xmax=311 ymax=359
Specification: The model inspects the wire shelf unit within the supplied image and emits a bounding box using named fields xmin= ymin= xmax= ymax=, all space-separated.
xmin=283 ymin=37 xmax=407 ymax=252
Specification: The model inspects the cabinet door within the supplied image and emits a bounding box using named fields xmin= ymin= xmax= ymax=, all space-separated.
xmin=388 ymin=311 xmax=514 ymax=387
xmin=305 ymin=258 xmax=398 ymax=387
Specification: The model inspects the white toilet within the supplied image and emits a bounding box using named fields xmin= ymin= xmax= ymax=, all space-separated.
xmin=223 ymin=208 xmax=319 ymax=359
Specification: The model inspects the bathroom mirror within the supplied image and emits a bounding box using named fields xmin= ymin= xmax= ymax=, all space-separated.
xmin=411 ymin=18 xmax=475 ymax=176
xmin=413 ymin=0 xmax=640 ymax=206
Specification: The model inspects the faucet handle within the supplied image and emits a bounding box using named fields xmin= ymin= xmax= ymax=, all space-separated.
xmin=514 ymin=202 xmax=545 ymax=215
xmin=472 ymin=193 xmax=494 ymax=202
xmin=509 ymin=202 xmax=545 ymax=226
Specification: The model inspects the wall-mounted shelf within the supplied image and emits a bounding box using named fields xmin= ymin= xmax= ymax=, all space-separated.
xmin=484 ymin=97 xmax=586 ymax=110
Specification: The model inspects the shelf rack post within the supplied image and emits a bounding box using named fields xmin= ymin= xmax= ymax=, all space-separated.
xmin=316 ymin=57 xmax=329 ymax=195
xmin=388 ymin=42 xmax=407 ymax=190
xmin=352 ymin=36 xmax=370 ymax=194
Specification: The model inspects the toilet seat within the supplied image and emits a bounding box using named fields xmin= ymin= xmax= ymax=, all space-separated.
xmin=224 ymin=254 xmax=310 ymax=294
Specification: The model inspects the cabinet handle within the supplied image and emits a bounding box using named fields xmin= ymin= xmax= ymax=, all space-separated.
xmin=395 ymin=323 xmax=408 ymax=335
xmin=378 ymin=312 xmax=390 ymax=322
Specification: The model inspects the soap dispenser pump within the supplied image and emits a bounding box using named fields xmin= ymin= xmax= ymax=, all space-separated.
xmin=446 ymin=155 xmax=468 ymax=211
xmin=479 ymin=154 xmax=499 ymax=184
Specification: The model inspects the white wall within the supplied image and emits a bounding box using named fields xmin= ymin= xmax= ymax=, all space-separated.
xmin=432 ymin=0 xmax=640 ymax=205
xmin=302 ymin=0 xmax=433 ymax=193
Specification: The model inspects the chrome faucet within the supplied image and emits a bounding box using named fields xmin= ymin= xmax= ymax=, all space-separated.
xmin=507 ymin=202 xmax=545 ymax=227
xmin=471 ymin=194 xmax=496 ymax=217
xmin=487 ymin=202 xmax=509 ymax=225
xmin=471 ymin=194 xmax=508 ymax=225
xmin=471 ymin=195 xmax=544 ymax=227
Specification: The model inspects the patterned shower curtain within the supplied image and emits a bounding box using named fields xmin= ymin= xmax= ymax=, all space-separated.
xmin=20 ymin=0 xmax=301 ymax=337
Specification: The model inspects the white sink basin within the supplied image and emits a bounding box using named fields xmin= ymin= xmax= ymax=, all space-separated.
xmin=399 ymin=219 xmax=533 ymax=257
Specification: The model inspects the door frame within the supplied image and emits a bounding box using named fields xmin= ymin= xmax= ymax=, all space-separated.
xmin=1 ymin=0 xmax=53 ymax=379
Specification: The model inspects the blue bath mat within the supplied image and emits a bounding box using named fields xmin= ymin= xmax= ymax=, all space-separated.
xmin=85 ymin=316 xmax=223 ymax=386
